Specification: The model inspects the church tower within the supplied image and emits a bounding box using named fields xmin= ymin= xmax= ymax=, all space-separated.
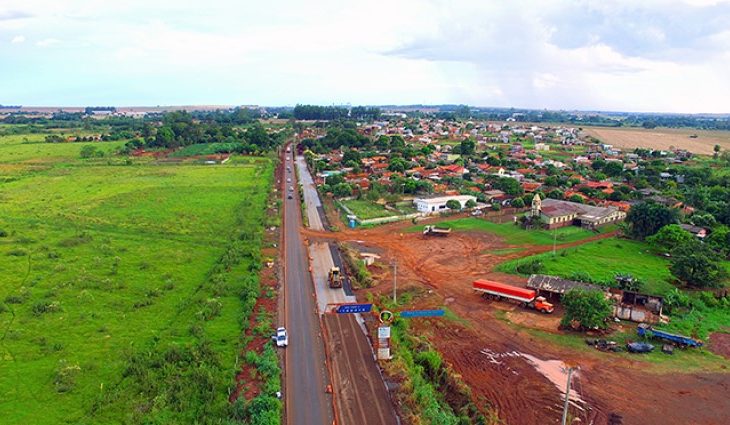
xmin=531 ymin=193 xmax=542 ymax=217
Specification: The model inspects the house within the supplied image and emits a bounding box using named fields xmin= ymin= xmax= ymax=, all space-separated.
xmin=531 ymin=195 xmax=626 ymax=229
xmin=413 ymin=195 xmax=477 ymax=214
xmin=679 ymin=224 xmax=708 ymax=239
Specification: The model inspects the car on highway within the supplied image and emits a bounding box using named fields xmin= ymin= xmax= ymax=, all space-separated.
xmin=275 ymin=327 xmax=288 ymax=347
xmin=287 ymin=177 xmax=291 ymax=183
xmin=289 ymin=186 xmax=294 ymax=192
xmin=288 ymin=193 xmax=293 ymax=199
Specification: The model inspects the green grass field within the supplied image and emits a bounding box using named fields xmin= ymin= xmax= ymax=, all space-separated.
xmin=0 ymin=133 xmax=274 ymax=423
xmin=408 ymin=217 xmax=605 ymax=246
xmin=497 ymin=238 xmax=675 ymax=295
xmin=340 ymin=199 xmax=398 ymax=220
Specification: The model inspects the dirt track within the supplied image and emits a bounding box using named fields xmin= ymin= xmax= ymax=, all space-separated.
xmin=323 ymin=314 xmax=398 ymax=425
xmin=303 ymin=218 xmax=730 ymax=424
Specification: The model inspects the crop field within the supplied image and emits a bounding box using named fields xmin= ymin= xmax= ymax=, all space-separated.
xmin=582 ymin=127 xmax=730 ymax=155
xmin=0 ymin=136 xmax=273 ymax=424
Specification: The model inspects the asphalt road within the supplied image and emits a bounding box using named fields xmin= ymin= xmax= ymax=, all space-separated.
xmin=282 ymin=147 xmax=333 ymax=425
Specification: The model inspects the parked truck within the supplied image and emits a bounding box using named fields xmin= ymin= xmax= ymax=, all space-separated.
xmin=473 ymin=279 xmax=554 ymax=313
xmin=328 ymin=267 xmax=343 ymax=289
xmin=637 ymin=324 xmax=703 ymax=348
xmin=423 ymin=225 xmax=452 ymax=237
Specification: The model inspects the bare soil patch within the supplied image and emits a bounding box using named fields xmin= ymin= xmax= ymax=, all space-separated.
xmin=709 ymin=333 xmax=730 ymax=360
xmin=583 ymin=127 xmax=730 ymax=155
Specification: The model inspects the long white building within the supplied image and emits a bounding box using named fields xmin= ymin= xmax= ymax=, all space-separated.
xmin=413 ymin=195 xmax=477 ymax=214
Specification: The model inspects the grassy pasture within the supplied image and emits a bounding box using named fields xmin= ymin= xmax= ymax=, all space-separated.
xmin=408 ymin=217 xmax=603 ymax=246
xmin=0 ymin=137 xmax=273 ymax=423
xmin=497 ymin=238 xmax=675 ymax=295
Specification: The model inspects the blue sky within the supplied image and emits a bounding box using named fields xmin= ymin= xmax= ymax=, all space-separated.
xmin=1 ymin=0 xmax=729 ymax=113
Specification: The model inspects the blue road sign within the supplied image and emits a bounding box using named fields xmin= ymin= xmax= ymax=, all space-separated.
xmin=336 ymin=303 xmax=373 ymax=314
xmin=399 ymin=309 xmax=445 ymax=318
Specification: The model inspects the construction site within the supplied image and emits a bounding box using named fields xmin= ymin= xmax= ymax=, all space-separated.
xmin=298 ymin=208 xmax=730 ymax=425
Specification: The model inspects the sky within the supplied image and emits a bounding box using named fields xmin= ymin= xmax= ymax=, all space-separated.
xmin=1 ymin=0 xmax=729 ymax=113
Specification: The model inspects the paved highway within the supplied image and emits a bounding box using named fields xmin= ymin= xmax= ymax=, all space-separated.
xmin=282 ymin=147 xmax=333 ymax=425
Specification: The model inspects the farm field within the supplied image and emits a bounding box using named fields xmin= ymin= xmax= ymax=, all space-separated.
xmin=408 ymin=217 xmax=607 ymax=246
xmin=0 ymin=137 xmax=273 ymax=424
xmin=582 ymin=126 xmax=730 ymax=155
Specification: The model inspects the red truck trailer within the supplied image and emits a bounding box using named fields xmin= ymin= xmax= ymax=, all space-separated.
xmin=473 ymin=279 xmax=554 ymax=313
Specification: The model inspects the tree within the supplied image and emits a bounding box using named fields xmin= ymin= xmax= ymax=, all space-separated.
xmin=511 ymin=197 xmax=525 ymax=208
xmin=568 ymin=194 xmax=585 ymax=204
xmin=646 ymin=224 xmax=695 ymax=252
xmin=626 ymin=202 xmax=679 ymax=239
xmin=560 ymin=289 xmax=613 ymax=330
xmin=388 ymin=157 xmax=407 ymax=173
xmin=341 ymin=149 xmax=361 ymax=165
xmin=670 ymin=241 xmax=727 ymax=288
xmin=602 ymin=161 xmax=624 ymax=177
xmin=79 ymin=145 xmax=101 ymax=158
xmin=493 ymin=177 xmax=522 ymax=196
xmin=460 ymin=139 xmax=476 ymax=156
xmin=332 ymin=183 xmax=353 ymax=198
xmin=706 ymin=225 xmax=730 ymax=256
xmin=445 ymin=199 xmax=461 ymax=211
xmin=547 ymin=189 xmax=564 ymax=200
xmin=465 ymin=199 xmax=477 ymax=209
xmin=714 ymin=144 xmax=721 ymax=159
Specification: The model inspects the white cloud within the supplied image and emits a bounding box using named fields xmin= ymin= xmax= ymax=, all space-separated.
xmin=10 ymin=35 xmax=24 ymax=43
xmin=0 ymin=0 xmax=728 ymax=112
xmin=35 ymin=38 xmax=60 ymax=47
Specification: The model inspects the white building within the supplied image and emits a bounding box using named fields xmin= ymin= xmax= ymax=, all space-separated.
xmin=413 ymin=195 xmax=477 ymax=213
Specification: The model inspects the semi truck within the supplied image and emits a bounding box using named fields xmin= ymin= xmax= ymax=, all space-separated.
xmin=423 ymin=225 xmax=452 ymax=237
xmin=328 ymin=267 xmax=343 ymax=289
xmin=473 ymin=279 xmax=554 ymax=313
xmin=637 ymin=324 xmax=703 ymax=348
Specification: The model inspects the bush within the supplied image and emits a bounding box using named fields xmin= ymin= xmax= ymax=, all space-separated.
xmin=32 ymin=300 xmax=61 ymax=316
xmin=6 ymin=248 xmax=28 ymax=257
xmin=515 ymin=259 xmax=544 ymax=274
xmin=0 ymin=228 xmax=8 ymax=237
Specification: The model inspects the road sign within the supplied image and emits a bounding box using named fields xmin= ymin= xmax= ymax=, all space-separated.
xmin=399 ymin=309 xmax=445 ymax=318
xmin=378 ymin=326 xmax=391 ymax=339
xmin=336 ymin=303 xmax=373 ymax=314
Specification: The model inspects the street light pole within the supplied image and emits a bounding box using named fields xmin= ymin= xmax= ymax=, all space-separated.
xmin=392 ymin=260 xmax=397 ymax=305
xmin=561 ymin=367 xmax=574 ymax=425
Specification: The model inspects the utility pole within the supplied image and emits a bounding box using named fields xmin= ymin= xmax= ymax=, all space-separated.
xmin=561 ymin=367 xmax=574 ymax=425
xmin=553 ymin=227 xmax=558 ymax=256
xmin=392 ymin=260 xmax=397 ymax=305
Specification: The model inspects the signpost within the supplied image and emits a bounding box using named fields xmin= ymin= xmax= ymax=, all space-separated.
xmin=335 ymin=303 xmax=373 ymax=314
xmin=399 ymin=309 xmax=445 ymax=318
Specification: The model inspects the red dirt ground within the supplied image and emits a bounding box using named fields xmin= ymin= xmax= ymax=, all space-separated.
xmin=303 ymin=218 xmax=730 ymax=425
xmin=709 ymin=333 xmax=730 ymax=360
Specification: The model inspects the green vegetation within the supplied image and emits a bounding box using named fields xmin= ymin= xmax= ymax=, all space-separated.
xmin=408 ymin=218 xmax=602 ymax=246
xmin=0 ymin=128 xmax=275 ymax=424
xmin=339 ymin=199 xmax=398 ymax=220
xmin=561 ymin=288 xmax=614 ymax=330
xmin=498 ymin=238 xmax=675 ymax=295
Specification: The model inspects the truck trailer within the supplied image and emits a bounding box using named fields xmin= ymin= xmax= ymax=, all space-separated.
xmin=637 ymin=324 xmax=703 ymax=348
xmin=473 ymin=279 xmax=554 ymax=313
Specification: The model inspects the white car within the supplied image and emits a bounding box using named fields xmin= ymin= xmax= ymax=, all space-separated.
xmin=287 ymin=178 xmax=291 ymax=183
xmin=275 ymin=327 xmax=288 ymax=347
